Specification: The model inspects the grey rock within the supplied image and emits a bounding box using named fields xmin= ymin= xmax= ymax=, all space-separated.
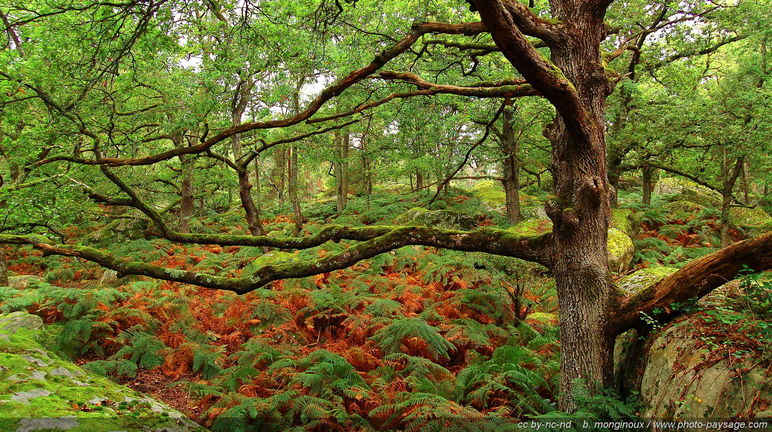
xmin=16 ymin=417 xmax=79 ymax=432
xmin=21 ymin=354 xmax=48 ymax=367
xmin=6 ymin=275 xmax=44 ymax=290
xmin=0 ymin=312 xmax=44 ymax=334
xmin=11 ymin=389 xmax=51 ymax=403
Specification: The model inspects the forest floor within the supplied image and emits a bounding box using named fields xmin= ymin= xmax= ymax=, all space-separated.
xmin=0 ymin=186 xmax=768 ymax=431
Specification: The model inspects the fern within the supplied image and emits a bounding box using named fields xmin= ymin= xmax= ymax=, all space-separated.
xmin=191 ymin=342 xmax=225 ymax=378
xmin=113 ymin=328 xmax=168 ymax=370
xmin=372 ymin=317 xmax=455 ymax=361
xmin=454 ymin=344 xmax=554 ymax=416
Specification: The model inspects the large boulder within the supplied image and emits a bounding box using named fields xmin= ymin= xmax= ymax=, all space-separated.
xmin=468 ymin=180 xmax=536 ymax=212
xmin=0 ymin=312 xmax=204 ymax=432
xmin=634 ymin=317 xmax=770 ymax=420
xmin=614 ymin=269 xmax=771 ymax=423
xmin=730 ymin=207 xmax=772 ymax=237
xmin=395 ymin=207 xmax=478 ymax=230
xmin=654 ymin=177 xmax=722 ymax=207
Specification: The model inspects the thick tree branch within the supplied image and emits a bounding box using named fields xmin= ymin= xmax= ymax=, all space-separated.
xmin=612 ymin=232 xmax=772 ymax=332
xmin=471 ymin=0 xmax=593 ymax=142
xmin=0 ymin=226 xmax=552 ymax=293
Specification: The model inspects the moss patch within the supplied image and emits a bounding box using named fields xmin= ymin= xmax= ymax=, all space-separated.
xmin=0 ymin=312 xmax=204 ymax=431
xmin=730 ymin=207 xmax=772 ymax=233
xmin=654 ymin=177 xmax=722 ymax=207
xmin=616 ymin=266 xmax=678 ymax=297
xmin=610 ymin=208 xmax=638 ymax=236
xmin=608 ymin=228 xmax=635 ymax=274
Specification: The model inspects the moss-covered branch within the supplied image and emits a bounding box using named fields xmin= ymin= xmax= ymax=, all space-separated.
xmin=0 ymin=226 xmax=551 ymax=293
xmin=612 ymin=232 xmax=772 ymax=332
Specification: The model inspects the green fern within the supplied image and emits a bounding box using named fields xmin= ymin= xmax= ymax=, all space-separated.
xmin=372 ymin=317 xmax=456 ymax=361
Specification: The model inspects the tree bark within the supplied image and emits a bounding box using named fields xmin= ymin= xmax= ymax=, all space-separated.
xmin=335 ymin=133 xmax=349 ymax=213
xmin=720 ymin=155 xmax=744 ymax=247
xmin=231 ymin=78 xmax=265 ymax=236
xmin=288 ymin=145 xmax=303 ymax=233
xmin=642 ymin=163 xmax=654 ymax=206
xmin=500 ymin=103 xmax=523 ymax=224
xmin=178 ymin=154 xmax=194 ymax=233
xmin=237 ymin=167 xmax=265 ymax=236
xmin=475 ymin=1 xmax=617 ymax=408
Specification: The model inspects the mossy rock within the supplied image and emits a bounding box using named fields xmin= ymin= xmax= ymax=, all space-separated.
xmin=0 ymin=312 xmax=204 ymax=432
xmin=469 ymin=181 xmax=537 ymax=212
xmin=607 ymin=228 xmax=635 ymax=274
xmin=730 ymin=207 xmax=772 ymax=236
xmin=395 ymin=207 xmax=477 ymax=230
xmin=615 ymin=266 xmax=678 ymax=298
xmin=610 ymin=208 xmax=639 ymax=237
xmin=469 ymin=180 xmax=505 ymax=207
xmin=654 ymin=177 xmax=722 ymax=207
xmin=6 ymin=275 xmax=44 ymax=290
xmin=524 ymin=312 xmax=557 ymax=328
xmin=615 ymin=270 xmax=771 ymax=422
xmin=664 ymin=200 xmax=706 ymax=215
xmin=635 ymin=316 xmax=770 ymax=421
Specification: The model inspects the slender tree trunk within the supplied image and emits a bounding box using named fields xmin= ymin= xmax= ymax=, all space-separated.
xmin=741 ymin=161 xmax=750 ymax=204
xmin=237 ymin=168 xmax=265 ymax=236
xmin=415 ymin=171 xmax=424 ymax=191
xmin=0 ymin=252 xmax=8 ymax=286
xmin=501 ymin=104 xmax=523 ymax=224
xmin=288 ymin=145 xmax=303 ymax=233
xmin=335 ymin=133 xmax=349 ymax=213
xmin=231 ymin=78 xmax=265 ymax=235
xmin=178 ymin=154 xmax=194 ymax=233
xmin=174 ymin=131 xmax=194 ymax=233
xmin=273 ymin=149 xmax=286 ymax=200
xmin=720 ymin=155 xmax=744 ymax=247
xmin=642 ymin=163 xmax=654 ymax=206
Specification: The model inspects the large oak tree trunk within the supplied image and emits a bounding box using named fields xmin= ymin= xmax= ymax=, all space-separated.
xmin=545 ymin=11 xmax=616 ymax=407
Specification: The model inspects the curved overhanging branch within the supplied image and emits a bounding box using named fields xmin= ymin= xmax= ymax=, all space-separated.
xmin=28 ymin=21 xmax=487 ymax=169
xmin=612 ymin=232 xmax=772 ymax=333
xmin=470 ymin=0 xmax=594 ymax=143
xmin=0 ymin=226 xmax=552 ymax=293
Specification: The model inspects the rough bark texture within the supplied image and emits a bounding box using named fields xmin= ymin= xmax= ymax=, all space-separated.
xmin=237 ymin=168 xmax=265 ymax=236
xmin=474 ymin=0 xmax=616 ymax=407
